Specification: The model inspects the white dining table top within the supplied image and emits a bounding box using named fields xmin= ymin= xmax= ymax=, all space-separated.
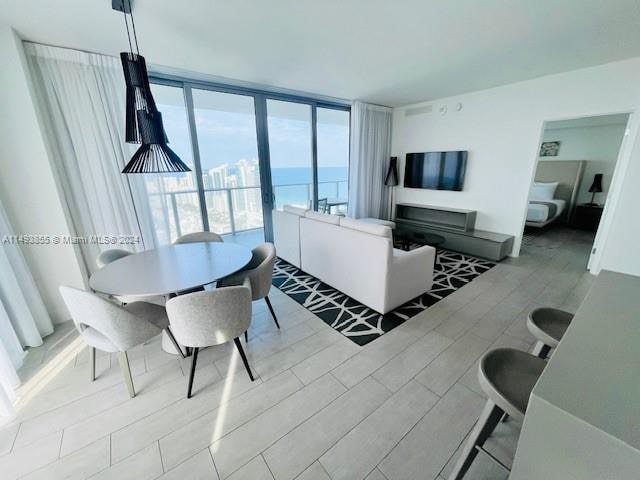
xmin=89 ymin=242 xmax=252 ymax=298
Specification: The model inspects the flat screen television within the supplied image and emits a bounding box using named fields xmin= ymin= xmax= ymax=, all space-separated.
xmin=404 ymin=151 xmax=468 ymax=191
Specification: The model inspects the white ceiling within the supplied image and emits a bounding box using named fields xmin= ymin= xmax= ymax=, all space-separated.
xmin=2 ymin=0 xmax=640 ymax=106
xmin=546 ymin=114 xmax=630 ymax=130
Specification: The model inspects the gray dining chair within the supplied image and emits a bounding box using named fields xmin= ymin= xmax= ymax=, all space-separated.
xmin=95 ymin=248 xmax=165 ymax=307
xmin=165 ymin=278 xmax=255 ymax=398
xmin=448 ymin=348 xmax=546 ymax=479
xmin=59 ymin=286 xmax=183 ymax=397
xmin=96 ymin=249 xmax=131 ymax=269
xmin=218 ymin=243 xmax=279 ymax=341
xmin=174 ymin=231 xmax=224 ymax=244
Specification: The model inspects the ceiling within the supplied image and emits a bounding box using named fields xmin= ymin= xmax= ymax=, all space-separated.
xmin=2 ymin=0 xmax=640 ymax=106
xmin=546 ymin=114 xmax=630 ymax=130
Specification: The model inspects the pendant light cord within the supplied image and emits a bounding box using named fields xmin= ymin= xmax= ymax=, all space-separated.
xmin=127 ymin=0 xmax=140 ymax=55
xmin=121 ymin=0 xmax=140 ymax=55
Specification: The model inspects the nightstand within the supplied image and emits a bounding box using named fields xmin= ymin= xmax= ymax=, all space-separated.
xmin=572 ymin=204 xmax=603 ymax=232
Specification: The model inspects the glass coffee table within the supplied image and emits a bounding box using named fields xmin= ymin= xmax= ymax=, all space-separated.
xmin=396 ymin=233 xmax=445 ymax=251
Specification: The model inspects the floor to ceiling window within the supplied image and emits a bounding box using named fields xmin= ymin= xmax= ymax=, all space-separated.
xmin=191 ymin=89 xmax=263 ymax=237
xmin=145 ymin=84 xmax=202 ymax=245
xmin=140 ymin=77 xmax=350 ymax=246
xmin=317 ymin=107 xmax=350 ymax=214
xmin=266 ymin=100 xmax=314 ymax=210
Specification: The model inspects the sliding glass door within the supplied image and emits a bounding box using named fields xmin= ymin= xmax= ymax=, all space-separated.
xmin=144 ymin=84 xmax=203 ymax=245
xmin=317 ymin=107 xmax=350 ymax=214
xmin=191 ymin=88 xmax=265 ymax=244
xmin=140 ymin=77 xmax=350 ymax=246
xmin=266 ymin=100 xmax=314 ymax=210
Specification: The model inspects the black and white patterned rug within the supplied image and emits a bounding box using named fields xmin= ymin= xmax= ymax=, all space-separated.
xmin=272 ymin=249 xmax=495 ymax=346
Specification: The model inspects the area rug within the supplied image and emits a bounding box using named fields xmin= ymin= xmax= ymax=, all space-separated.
xmin=271 ymin=249 xmax=495 ymax=346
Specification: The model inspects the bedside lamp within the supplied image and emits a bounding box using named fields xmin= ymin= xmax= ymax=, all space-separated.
xmin=587 ymin=174 xmax=603 ymax=206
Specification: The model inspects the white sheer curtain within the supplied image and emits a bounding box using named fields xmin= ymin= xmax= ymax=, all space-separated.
xmin=0 ymin=198 xmax=54 ymax=416
xmin=24 ymin=43 xmax=156 ymax=276
xmin=347 ymin=101 xmax=393 ymax=219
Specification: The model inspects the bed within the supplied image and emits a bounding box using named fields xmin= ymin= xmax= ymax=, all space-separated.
xmin=525 ymin=160 xmax=585 ymax=228
xmin=527 ymin=198 xmax=566 ymax=223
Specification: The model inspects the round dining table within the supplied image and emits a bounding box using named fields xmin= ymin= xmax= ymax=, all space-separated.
xmin=89 ymin=242 xmax=253 ymax=354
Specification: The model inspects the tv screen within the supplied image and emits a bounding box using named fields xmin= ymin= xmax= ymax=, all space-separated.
xmin=404 ymin=151 xmax=468 ymax=191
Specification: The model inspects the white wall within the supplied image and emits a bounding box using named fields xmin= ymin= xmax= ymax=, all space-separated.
xmin=392 ymin=56 xmax=640 ymax=273
xmin=0 ymin=24 xmax=85 ymax=323
xmin=539 ymin=123 xmax=627 ymax=204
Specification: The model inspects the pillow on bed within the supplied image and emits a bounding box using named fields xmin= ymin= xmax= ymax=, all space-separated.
xmin=530 ymin=182 xmax=558 ymax=201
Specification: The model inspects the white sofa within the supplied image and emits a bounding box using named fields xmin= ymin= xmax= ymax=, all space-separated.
xmin=273 ymin=206 xmax=436 ymax=314
xmin=272 ymin=204 xmax=308 ymax=267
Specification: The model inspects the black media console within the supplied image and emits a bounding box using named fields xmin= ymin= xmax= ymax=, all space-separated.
xmin=394 ymin=203 xmax=514 ymax=261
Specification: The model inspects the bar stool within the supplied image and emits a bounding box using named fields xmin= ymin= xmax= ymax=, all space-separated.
xmin=448 ymin=348 xmax=546 ymax=480
xmin=527 ymin=307 xmax=574 ymax=359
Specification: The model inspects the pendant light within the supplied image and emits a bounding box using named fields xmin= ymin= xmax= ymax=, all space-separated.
xmin=123 ymin=110 xmax=191 ymax=173
xmin=115 ymin=0 xmax=190 ymax=174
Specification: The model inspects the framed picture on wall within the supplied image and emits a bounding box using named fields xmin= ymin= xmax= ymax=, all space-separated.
xmin=540 ymin=141 xmax=561 ymax=157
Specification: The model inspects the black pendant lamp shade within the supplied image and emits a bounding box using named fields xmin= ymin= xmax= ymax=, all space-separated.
xmin=120 ymin=52 xmax=162 ymax=143
xmin=121 ymin=110 xmax=191 ymax=173
xmin=385 ymin=157 xmax=399 ymax=186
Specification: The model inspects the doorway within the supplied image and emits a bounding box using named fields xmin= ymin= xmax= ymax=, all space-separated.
xmin=521 ymin=113 xmax=630 ymax=269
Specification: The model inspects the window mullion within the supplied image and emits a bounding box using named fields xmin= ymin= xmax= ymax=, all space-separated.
xmin=183 ymin=83 xmax=210 ymax=232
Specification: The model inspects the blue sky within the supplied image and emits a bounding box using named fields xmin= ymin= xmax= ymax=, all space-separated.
xmin=160 ymin=104 xmax=349 ymax=172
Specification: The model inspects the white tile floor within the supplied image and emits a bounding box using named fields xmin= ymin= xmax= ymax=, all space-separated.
xmin=0 ymin=226 xmax=595 ymax=480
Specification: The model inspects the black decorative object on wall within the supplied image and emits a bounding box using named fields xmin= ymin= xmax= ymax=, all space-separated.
xmin=122 ymin=111 xmax=190 ymax=174
xmin=587 ymin=173 xmax=603 ymax=205
xmin=115 ymin=0 xmax=190 ymax=174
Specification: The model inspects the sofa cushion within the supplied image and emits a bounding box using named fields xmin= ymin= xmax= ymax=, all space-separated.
xmin=305 ymin=210 xmax=341 ymax=225
xmin=282 ymin=205 xmax=308 ymax=216
xmin=339 ymin=217 xmax=392 ymax=238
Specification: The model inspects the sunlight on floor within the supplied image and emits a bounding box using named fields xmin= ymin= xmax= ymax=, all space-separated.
xmin=210 ymin=349 xmax=239 ymax=450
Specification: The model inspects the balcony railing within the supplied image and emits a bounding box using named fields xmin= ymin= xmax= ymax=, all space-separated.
xmin=148 ymin=180 xmax=347 ymax=240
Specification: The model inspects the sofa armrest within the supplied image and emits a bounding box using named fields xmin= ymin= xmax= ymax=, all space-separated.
xmin=391 ymin=245 xmax=436 ymax=268
xmin=386 ymin=245 xmax=436 ymax=311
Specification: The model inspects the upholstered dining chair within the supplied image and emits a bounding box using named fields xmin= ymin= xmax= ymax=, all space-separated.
xmin=96 ymin=248 xmax=131 ymax=268
xmin=174 ymin=231 xmax=224 ymax=244
xmin=165 ymin=278 xmax=255 ymax=398
xmin=218 ymin=242 xmax=279 ymax=341
xmin=59 ymin=286 xmax=183 ymax=397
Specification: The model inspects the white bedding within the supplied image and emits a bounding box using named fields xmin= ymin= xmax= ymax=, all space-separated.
xmin=527 ymin=199 xmax=566 ymax=222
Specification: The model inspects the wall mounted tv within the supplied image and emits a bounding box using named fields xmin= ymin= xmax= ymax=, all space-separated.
xmin=404 ymin=151 xmax=468 ymax=191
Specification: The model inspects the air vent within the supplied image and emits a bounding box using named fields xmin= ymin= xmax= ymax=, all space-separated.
xmin=405 ymin=105 xmax=433 ymax=117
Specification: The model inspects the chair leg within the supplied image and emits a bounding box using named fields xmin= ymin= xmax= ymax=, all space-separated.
xmin=117 ymin=351 xmax=136 ymax=398
xmin=165 ymin=327 xmax=186 ymax=359
xmin=532 ymin=340 xmax=551 ymax=359
xmin=245 ymin=330 xmax=248 ymax=343
xmin=448 ymin=400 xmax=504 ymax=480
xmin=89 ymin=347 xmax=96 ymax=382
xmin=187 ymin=347 xmax=199 ymax=398
xmin=233 ymin=338 xmax=255 ymax=381
xmin=264 ymin=296 xmax=280 ymax=329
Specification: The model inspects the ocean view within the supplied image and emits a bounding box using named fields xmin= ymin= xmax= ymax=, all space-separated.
xmin=272 ymin=166 xmax=348 ymax=208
